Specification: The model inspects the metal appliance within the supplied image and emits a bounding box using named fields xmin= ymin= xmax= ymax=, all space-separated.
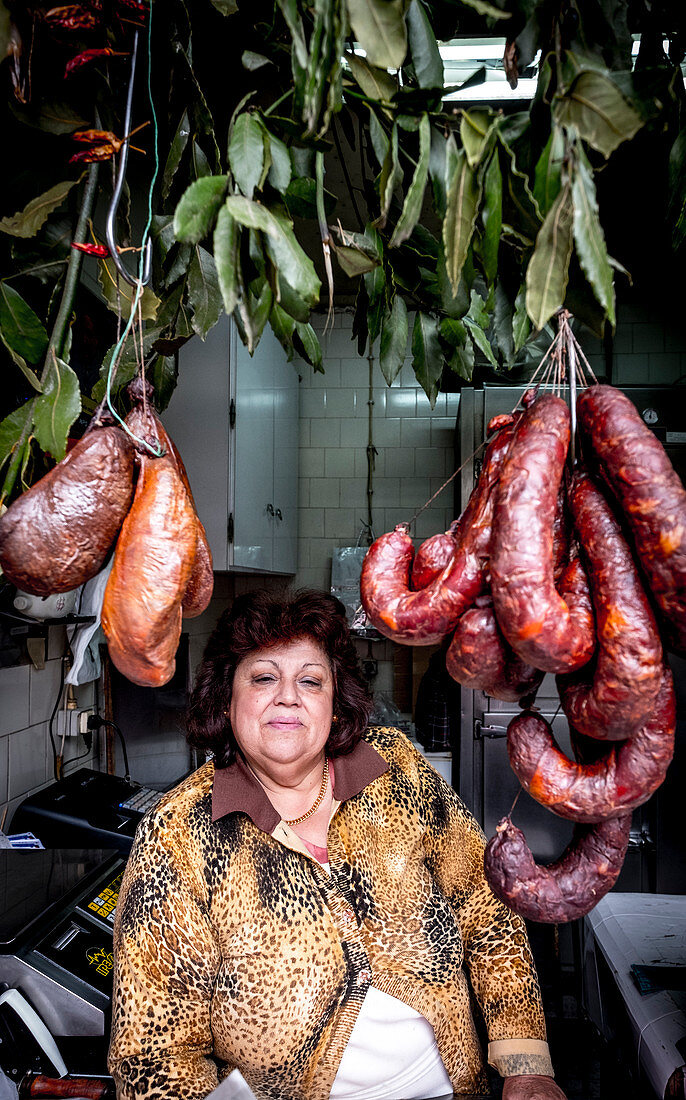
xmin=454 ymin=385 xmax=686 ymax=895
xmin=0 ymin=849 xmax=125 ymax=1086
xmin=9 ymin=769 xmax=163 ymax=853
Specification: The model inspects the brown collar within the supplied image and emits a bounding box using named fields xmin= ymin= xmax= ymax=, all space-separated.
xmin=211 ymin=736 xmax=389 ymax=832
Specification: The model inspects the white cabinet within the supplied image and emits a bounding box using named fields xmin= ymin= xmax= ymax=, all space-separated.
xmin=164 ymin=315 xmax=299 ymax=575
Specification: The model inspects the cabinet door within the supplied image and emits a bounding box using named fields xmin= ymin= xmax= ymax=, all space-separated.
xmin=164 ymin=316 xmax=231 ymax=570
xmin=231 ymin=325 xmax=275 ymax=572
xmin=272 ymin=355 xmax=299 ymax=574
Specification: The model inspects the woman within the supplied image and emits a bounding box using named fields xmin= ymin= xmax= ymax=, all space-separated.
xmin=109 ymin=590 xmax=567 ymax=1100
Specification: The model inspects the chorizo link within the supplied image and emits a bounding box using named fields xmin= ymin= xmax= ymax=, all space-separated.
xmin=411 ymin=521 xmax=460 ymax=590
xmin=484 ymin=813 xmax=631 ymax=923
xmin=446 ymin=603 xmax=544 ymax=703
xmin=507 ymin=668 xmax=675 ymax=822
xmin=557 ymin=471 xmax=663 ymax=739
xmin=491 ymin=394 xmax=596 ymax=673
xmin=0 ymin=423 xmax=134 ymax=595
xmin=577 ymin=384 xmax=686 ymax=653
xmin=361 ymin=416 xmax=518 ymax=644
xmin=102 ymin=450 xmax=198 ymax=687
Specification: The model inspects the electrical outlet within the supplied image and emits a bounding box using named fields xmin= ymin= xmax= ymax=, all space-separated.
xmin=56 ymin=708 xmax=95 ymax=738
xmin=78 ymin=708 xmax=95 ymax=735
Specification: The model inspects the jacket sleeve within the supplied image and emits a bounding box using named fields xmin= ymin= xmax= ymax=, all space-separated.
xmin=108 ymin=808 xmax=224 ymax=1099
xmin=415 ymin=744 xmax=555 ymax=1080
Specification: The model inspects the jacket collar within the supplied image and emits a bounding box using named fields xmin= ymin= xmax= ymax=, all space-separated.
xmin=211 ymin=736 xmax=389 ymax=832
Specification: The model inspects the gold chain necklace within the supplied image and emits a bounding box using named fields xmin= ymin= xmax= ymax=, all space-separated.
xmin=284 ymin=758 xmax=330 ymax=827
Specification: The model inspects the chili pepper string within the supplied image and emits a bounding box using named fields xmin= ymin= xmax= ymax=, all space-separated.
xmin=105 ymin=0 xmax=161 ymax=456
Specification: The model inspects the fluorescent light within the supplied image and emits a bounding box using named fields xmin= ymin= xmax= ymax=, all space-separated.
xmin=444 ymin=77 xmax=539 ymax=102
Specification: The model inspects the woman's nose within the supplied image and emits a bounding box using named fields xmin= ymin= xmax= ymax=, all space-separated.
xmin=275 ymin=677 xmax=300 ymax=704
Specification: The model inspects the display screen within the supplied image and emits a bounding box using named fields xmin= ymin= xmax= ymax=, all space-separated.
xmin=0 ymin=850 xmax=119 ymax=947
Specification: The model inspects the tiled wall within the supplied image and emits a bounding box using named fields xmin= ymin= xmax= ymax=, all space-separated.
xmin=576 ymin=300 xmax=686 ymax=385
xmin=0 ymin=629 xmax=96 ymax=831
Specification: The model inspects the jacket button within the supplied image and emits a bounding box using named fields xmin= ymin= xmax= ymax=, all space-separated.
xmin=357 ymin=969 xmax=371 ymax=985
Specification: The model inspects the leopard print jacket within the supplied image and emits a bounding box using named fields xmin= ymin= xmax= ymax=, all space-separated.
xmin=109 ymin=727 xmax=553 ymax=1099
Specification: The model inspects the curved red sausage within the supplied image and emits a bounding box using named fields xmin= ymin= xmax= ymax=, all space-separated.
xmin=491 ymin=394 xmax=596 ymax=673
xmin=484 ymin=813 xmax=631 ymax=923
xmin=361 ymin=417 xmax=518 ymax=644
xmin=507 ymin=668 xmax=675 ymax=823
xmin=411 ymin=521 xmax=460 ymax=590
xmin=557 ymin=471 xmax=663 ymax=740
xmin=446 ymin=603 xmax=544 ymax=703
xmin=577 ymin=384 xmax=686 ymax=654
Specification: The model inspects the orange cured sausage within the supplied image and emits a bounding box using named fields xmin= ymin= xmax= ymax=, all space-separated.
xmin=102 ymin=449 xmax=198 ymax=687
xmin=446 ymin=602 xmax=543 ymax=703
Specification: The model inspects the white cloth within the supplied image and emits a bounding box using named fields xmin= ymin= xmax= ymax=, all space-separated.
xmin=65 ymin=559 xmax=113 ymax=685
xmin=329 ymin=986 xmax=454 ymax=1100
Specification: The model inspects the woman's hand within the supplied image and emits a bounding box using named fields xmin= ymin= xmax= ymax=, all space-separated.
xmin=502 ymin=1074 xmax=568 ymax=1100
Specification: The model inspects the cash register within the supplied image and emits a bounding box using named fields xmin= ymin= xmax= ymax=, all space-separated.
xmin=0 ymin=848 xmax=125 ymax=1090
xmin=9 ymin=769 xmax=164 ymax=853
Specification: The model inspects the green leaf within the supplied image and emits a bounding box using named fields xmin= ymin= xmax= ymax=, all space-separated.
xmin=379 ymin=122 xmax=403 ymax=224
xmin=229 ymin=113 xmax=266 ymax=200
xmin=429 ymin=127 xmax=447 ymax=217
xmin=345 ymin=53 xmax=398 ymax=103
xmin=284 ymin=177 xmax=336 ymax=220
xmin=192 ymin=142 xmax=212 ymax=180
xmin=553 ymin=70 xmax=643 ymax=159
xmin=188 ymin=246 xmax=223 ymax=339
xmin=443 ymin=141 xmax=482 ymax=295
xmin=447 ymin=339 xmax=474 ymax=380
xmin=223 ymin=196 xmax=320 ymax=309
xmin=411 ymin=311 xmax=442 ymax=406
xmin=0 ymin=401 xmax=35 ymax=478
xmin=390 ymin=114 xmax=430 ymax=248
xmin=163 ymin=111 xmax=191 ymax=201
xmin=365 ymin=264 xmax=386 ymax=344
xmin=533 ymin=126 xmax=565 ymax=217
xmin=334 ymin=244 xmax=380 ymax=277
xmin=345 ymin=0 xmax=408 ymax=70
xmin=481 ymin=151 xmax=502 ymax=285
xmin=369 ymin=110 xmax=390 ymax=164
xmin=0 ymin=284 xmax=49 ymax=363
xmin=460 ymin=110 xmax=495 ymax=169
xmin=33 ymin=354 xmax=81 ymax=461
xmin=173 ymin=175 xmax=228 ymax=244
xmin=278 ymin=281 xmax=310 ymax=323
xmin=380 ymin=294 xmax=408 ymax=384
xmin=464 ymin=316 xmax=498 ymax=368
xmin=242 ymin=50 xmax=271 ymax=70
xmin=512 ymin=283 xmax=530 ymax=352
xmin=162 ymin=243 xmax=192 ymax=290
xmin=92 ymin=328 xmax=164 ymax=403
xmin=213 ymin=204 xmax=241 ymax=316
xmin=276 ymin=0 xmax=308 ymax=70
xmin=667 ymin=128 xmax=686 ymax=250
xmin=151 ymin=214 xmax=176 ymax=262
xmin=98 ymin=258 xmax=160 ymax=321
xmin=294 ymin=322 xmax=323 ymax=371
xmin=148 ymin=356 xmax=178 ymax=412
xmin=571 ymin=151 xmax=615 ymax=326
xmin=270 ymin=302 xmax=297 ymax=353
xmin=0 ymin=333 xmax=42 ymax=392
xmin=266 ymin=132 xmax=292 ymax=192
xmin=209 ymin=0 xmax=238 ymax=12
xmin=238 ymin=278 xmax=273 ymax=352
xmin=10 ymin=99 xmax=87 ymax=135
xmin=440 ymin=316 xmax=467 ymax=347
xmin=0 ymin=179 xmax=79 ymax=239
xmin=406 ymin=0 xmax=443 ymax=89
xmin=525 ymin=183 xmax=574 ymax=330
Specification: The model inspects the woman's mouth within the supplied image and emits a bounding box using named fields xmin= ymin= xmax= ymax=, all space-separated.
xmin=268 ymin=718 xmax=303 ymax=729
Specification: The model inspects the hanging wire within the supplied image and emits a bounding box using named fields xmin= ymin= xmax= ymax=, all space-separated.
xmin=104 ymin=1 xmax=162 ymax=456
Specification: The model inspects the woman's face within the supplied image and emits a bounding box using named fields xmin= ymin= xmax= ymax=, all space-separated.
xmin=229 ymin=636 xmax=335 ymax=777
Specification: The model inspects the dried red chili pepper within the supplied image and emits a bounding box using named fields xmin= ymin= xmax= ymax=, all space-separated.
xmin=43 ymin=5 xmax=101 ymax=31
xmin=71 ymin=241 xmax=110 ymax=256
xmin=70 ymin=122 xmax=148 ymax=163
xmin=65 ymin=47 xmax=128 ymax=77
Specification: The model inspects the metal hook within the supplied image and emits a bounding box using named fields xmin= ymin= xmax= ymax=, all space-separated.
xmin=105 ymin=30 xmax=152 ymax=288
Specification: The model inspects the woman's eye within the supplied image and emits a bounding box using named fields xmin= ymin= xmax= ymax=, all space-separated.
xmin=253 ymin=675 xmax=275 ymax=684
xmin=301 ymin=678 xmax=321 ymax=687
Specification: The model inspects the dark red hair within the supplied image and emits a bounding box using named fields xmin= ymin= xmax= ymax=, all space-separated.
xmin=186 ymin=589 xmax=373 ymax=767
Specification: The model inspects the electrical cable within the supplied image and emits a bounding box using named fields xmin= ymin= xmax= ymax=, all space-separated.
xmin=87 ymin=715 xmax=131 ymax=783
xmin=48 ymin=655 xmax=67 ymax=781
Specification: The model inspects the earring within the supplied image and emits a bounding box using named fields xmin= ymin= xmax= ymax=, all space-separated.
xmin=332 ymin=714 xmax=339 ymax=723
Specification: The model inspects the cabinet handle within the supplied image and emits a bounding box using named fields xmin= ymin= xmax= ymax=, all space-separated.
xmin=266 ymin=503 xmax=275 ymax=516
xmin=275 ymin=508 xmax=283 ymax=521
